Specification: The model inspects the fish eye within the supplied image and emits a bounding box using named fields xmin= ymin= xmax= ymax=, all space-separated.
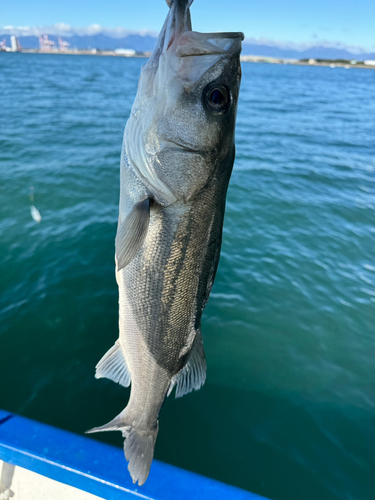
xmin=203 ymin=84 xmax=231 ymax=114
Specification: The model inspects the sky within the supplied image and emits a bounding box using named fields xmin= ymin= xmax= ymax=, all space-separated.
xmin=1 ymin=0 xmax=375 ymax=52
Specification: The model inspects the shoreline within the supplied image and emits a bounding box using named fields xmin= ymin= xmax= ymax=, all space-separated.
xmin=2 ymin=49 xmax=374 ymax=69
xmin=240 ymin=55 xmax=375 ymax=69
xmin=2 ymin=48 xmax=151 ymax=58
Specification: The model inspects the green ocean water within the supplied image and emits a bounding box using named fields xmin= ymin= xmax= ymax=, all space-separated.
xmin=1 ymin=52 xmax=375 ymax=500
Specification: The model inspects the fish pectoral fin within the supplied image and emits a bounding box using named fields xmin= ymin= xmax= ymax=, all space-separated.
xmin=115 ymin=198 xmax=151 ymax=272
xmin=168 ymin=330 xmax=207 ymax=398
xmin=95 ymin=340 xmax=131 ymax=387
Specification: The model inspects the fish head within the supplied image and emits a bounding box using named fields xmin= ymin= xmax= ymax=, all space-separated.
xmin=125 ymin=0 xmax=244 ymax=203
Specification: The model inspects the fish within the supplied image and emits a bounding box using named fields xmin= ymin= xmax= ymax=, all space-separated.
xmin=30 ymin=205 xmax=42 ymax=223
xmin=87 ymin=0 xmax=243 ymax=486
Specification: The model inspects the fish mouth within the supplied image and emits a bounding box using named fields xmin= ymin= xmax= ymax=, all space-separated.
xmin=175 ymin=31 xmax=244 ymax=59
xmin=148 ymin=0 xmax=244 ymax=69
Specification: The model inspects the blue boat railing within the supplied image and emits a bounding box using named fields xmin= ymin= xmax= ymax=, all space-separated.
xmin=0 ymin=409 xmax=270 ymax=500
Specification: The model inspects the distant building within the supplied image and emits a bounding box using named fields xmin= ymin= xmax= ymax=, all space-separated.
xmin=114 ymin=48 xmax=136 ymax=56
xmin=0 ymin=39 xmax=7 ymax=51
xmin=240 ymin=55 xmax=292 ymax=64
xmin=364 ymin=60 xmax=375 ymax=66
xmin=10 ymin=35 xmax=21 ymax=52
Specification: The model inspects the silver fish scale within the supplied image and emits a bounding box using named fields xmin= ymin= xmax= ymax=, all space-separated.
xmin=122 ymin=192 xmax=216 ymax=374
xmin=117 ymin=161 xmax=232 ymax=425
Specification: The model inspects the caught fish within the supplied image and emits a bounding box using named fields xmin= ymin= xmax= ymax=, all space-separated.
xmin=88 ymin=0 xmax=243 ymax=486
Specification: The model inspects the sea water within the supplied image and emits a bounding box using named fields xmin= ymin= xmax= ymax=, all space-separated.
xmin=0 ymin=53 xmax=375 ymax=500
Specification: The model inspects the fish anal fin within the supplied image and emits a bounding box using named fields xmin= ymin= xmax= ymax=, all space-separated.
xmin=116 ymin=198 xmax=151 ymax=272
xmin=168 ymin=331 xmax=207 ymax=398
xmin=95 ymin=340 xmax=131 ymax=387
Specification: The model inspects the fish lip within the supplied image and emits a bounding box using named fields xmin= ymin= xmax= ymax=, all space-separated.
xmin=148 ymin=0 xmax=192 ymax=67
xmin=174 ymin=31 xmax=244 ymax=59
xmin=203 ymin=32 xmax=245 ymax=40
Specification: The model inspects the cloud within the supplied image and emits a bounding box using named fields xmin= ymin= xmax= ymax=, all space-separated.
xmin=0 ymin=23 xmax=372 ymax=54
xmin=242 ymin=36 xmax=372 ymax=55
xmin=0 ymin=23 xmax=158 ymax=38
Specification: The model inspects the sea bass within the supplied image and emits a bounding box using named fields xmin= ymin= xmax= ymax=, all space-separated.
xmin=88 ymin=0 xmax=243 ymax=486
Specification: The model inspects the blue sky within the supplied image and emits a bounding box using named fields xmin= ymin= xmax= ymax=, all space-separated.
xmin=1 ymin=0 xmax=374 ymax=51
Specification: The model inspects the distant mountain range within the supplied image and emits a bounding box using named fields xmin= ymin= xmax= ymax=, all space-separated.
xmin=242 ymin=44 xmax=375 ymax=61
xmin=1 ymin=31 xmax=375 ymax=60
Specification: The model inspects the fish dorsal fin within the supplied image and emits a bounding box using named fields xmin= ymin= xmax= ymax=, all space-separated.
xmin=168 ymin=331 xmax=206 ymax=398
xmin=115 ymin=198 xmax=150 ymax=272
xmin=95 ymin=340 xmax=131 ymax=387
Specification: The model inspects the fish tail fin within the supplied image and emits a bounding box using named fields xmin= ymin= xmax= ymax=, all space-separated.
xmin=86 ymin=412 xmax=158 ymax=486
xmin=124 ymin=424 xmax=159 ymax=486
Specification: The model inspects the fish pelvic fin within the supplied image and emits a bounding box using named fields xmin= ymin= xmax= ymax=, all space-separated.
xmin=115 ymin=198 xmax=151 ymax=272
xmin=94 ymin=340 xmax=131 ymax=387
xmin=86 ymin=412 xmax=158 ymax=486
xmin=168 ymin=330 xmax=207 ymax=398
